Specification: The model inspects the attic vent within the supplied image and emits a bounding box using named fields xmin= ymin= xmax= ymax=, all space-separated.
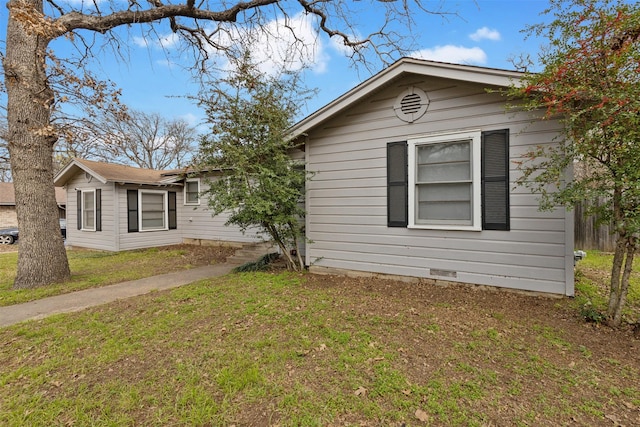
xmin=394 ymin=87 xmax=429 ymax=123
xmin=400 ymin=93 xmax=423 ymax=114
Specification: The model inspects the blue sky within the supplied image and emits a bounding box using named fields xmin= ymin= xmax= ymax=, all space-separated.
xmin=0 ymin=1 xmax=552 ymax=128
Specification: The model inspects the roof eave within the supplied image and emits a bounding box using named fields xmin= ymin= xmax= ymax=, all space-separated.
xmin=290 ymin=57 xmax=524 ymax=137
xmin=54 ymin=159 xmax=109 ymax=186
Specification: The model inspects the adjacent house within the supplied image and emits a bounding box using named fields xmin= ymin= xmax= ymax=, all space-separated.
xmin=290 ymin=57 xmax=574 ymax=296
xmin=53 ymin=158 xmax=262 ymax=251
xmin=55 ymin=58 xmax=574 ymax=296
xmin=0 ymin=182 xmax=66 ymax=228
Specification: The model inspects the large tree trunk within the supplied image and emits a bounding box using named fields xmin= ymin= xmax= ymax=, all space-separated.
xmin=4 ymin=0 xmax=71 ymax=288
xmin=607 ymin=234 xmax=636 ymax=327
xmin=607 ymin=191 xmax=637 ymax=327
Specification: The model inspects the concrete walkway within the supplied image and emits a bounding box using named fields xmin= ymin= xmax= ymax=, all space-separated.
xmin=0 ymin=263 xmax=235 ymax=328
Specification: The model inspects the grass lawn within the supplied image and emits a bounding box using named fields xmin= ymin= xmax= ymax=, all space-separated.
xmin=574 ymin=251 xmax=640 ymax=323
xmin=0 ymin=245 xmax=233 ymax=306
xmin=0 ymin=249 xmax=639 ymax=426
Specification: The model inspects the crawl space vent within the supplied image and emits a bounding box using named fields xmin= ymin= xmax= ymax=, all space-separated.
xmin=394 ymin=87 xmax=429 ymax=123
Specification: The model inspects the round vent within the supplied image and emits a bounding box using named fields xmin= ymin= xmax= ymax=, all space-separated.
xmin=394 ymin=87 xmax=429 ymax=122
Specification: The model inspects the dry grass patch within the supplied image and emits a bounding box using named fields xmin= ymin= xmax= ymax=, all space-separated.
xmin=0 ymin=244 xmax=234 ymax=306
xmin=1 ymin=268 xmax=639 ymax=426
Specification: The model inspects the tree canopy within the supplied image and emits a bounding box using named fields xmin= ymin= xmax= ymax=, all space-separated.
xmin=509 ymin=0 xmax=640 ymax=326
xmin=197 ymin=56 xmax=308 ymax=270
xmin=2 ymin=0 xmax=448 ymax=288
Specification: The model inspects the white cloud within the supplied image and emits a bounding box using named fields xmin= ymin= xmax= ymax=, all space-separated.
xmin=328 ymin=30 xmax=360 ymax=56
xmin=469 ymin=27 xmax=501 ymax=42
xmin=133 ymin=33 xmax=180 ymax=50
xmin=411 ymin=45 xmax=487 ymax=65
xmin=132 ymin=13 xmax=330 ymax=77
xmin=214 ymin=12 xmax=329 ymax=76
xmin=179 ymin=113 xmax=200 ymax=127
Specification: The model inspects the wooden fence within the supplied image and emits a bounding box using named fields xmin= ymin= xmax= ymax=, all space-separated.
xmin=574 ymin=199 xmax=616 ymax=252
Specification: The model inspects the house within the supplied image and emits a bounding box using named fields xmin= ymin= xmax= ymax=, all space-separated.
xmin=54 ymin=159 xmax=262 ymax=251
xmin=55 ymin=58 xmax=574 ymax=296
xmin=0 ymin=182 xmax=66 ymax=227
xmin=290 ymin=57 xmax=574 ymax=296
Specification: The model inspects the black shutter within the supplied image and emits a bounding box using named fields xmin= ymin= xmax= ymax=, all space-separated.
xmin=168 ymin=191 xmax=177 ymax=230
xmin=95 ymin=189 xmax=102 ymax=232
xmin=76 ymin=190 xmax=82 ymax=230
xmin=387 ymin=141 xmax=408 ymax=227
xmin=127 ymin=190 xmax=139 ymax=232
xmin=481 ymin=129 xmax=510 ymax=231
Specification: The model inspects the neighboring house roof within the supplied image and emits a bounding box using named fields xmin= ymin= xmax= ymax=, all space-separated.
xmin=0 ymin=182 xmax=66 ymax=206
xmin=290 ymin=57 xmax=524 ymax=137
xmin=54 ymin=158 xmax=175 ymax=186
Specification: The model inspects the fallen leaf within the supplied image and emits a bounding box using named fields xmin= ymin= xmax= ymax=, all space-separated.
xmin=415 ymin=408 xmax=429 ymax=422
xmin=318 ymin=343 xmax=327 ymax=351
xmin=354 ymin=386 xmax=367 ymax=396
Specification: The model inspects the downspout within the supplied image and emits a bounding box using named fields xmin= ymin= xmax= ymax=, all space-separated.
xmin=564 ymin=160 xmax=575 ymax=296
xmin=304 ymin=134 xmax=311 ymax=268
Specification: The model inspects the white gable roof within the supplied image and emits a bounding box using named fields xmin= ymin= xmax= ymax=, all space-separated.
xmin=291 ymin=57 xmax=524 ymax=136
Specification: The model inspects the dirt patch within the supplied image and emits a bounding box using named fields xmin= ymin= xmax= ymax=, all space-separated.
xmin=2 ymin=248 xmax=639 ymax=426
xmin=300 ymin=273 xmax=640 ymax=425
xmin=151 ymin=243 xmax=236 ymax=267
xmin=0 ymin=243 xmax=18 ymax=253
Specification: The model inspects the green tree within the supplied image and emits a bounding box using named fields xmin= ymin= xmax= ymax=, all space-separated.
xmin=509 ymin=0 xmax=640 ymax=326
xmin=198 ymin=57 xmax=308 ymax=270
xmin=2 ymin=0 xmax=448 ymax=288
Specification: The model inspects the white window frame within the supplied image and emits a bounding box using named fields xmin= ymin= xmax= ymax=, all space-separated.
xmin=81 ymin=189 xmax=96 ymax=231
xmin=138 ymin=189 xmax=168 ymax=232
xmin=184 ymin=178 xmax=201 ymax=205
xmin=408 ymin=130 xmax=482 ymax=231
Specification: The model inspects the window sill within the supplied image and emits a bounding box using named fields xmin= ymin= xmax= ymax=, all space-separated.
xmin=408 ymin=224 xmax=481 ymax=232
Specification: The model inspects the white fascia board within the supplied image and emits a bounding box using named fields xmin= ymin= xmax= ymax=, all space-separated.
xmin=53 ymin=159 xmax=109 ymax=186
xmin=290 ymin=58 xmax=524 ymax=138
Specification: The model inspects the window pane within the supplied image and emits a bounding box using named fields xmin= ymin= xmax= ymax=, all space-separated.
xmin=417 ymin=183 xmax=471 ymax=222
xmin=83 ymin=191 xmax=95 ymax=230
xmin=142 ymin=193 xmax=164 ymax=209
xmin=186 ymin=181 xmax=199 ymax=203
xmin=418 ymin=141 xmax=470 ymax=163
xmin=417 ymin=141 xmax=470 ymax=182
xmin=142 ymin=215 xmax=165 ymax=229
xmin=141 ymin=192 xmax=165 ymax=230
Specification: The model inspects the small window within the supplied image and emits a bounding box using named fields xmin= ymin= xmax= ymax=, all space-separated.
xmin=408 ymin=130 xmax=481 ymax=230
xmin=184 ymin=179 xmax=200 ymax=205
xmin=139 ymin=190 xmax=167 ymax=231
xmin=81 ymin=190 xmax=96 ymax=231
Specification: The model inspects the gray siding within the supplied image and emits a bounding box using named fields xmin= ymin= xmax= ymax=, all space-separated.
xmin=116 ymin=184 xmax=183 ymax=251
xmin=305 ymin=77 xmax=574 ymax=295
xmin=64 ymin=175 xmax=263 ymax=252
xmin=179 ymin=179 xmax=262 ymax=244
xmin=65 ymin=176 xmax=117 ymax=251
